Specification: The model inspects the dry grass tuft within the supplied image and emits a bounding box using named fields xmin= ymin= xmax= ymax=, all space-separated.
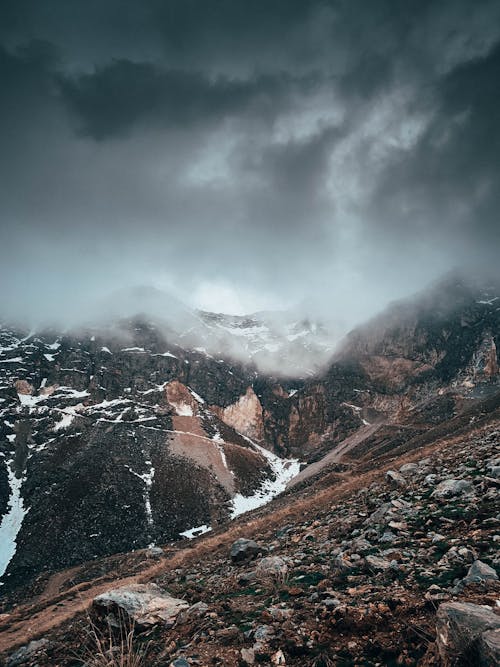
xmin=76 ymin=608 xmax=150 ymax=667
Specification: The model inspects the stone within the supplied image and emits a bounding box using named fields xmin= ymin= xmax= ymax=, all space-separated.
xmin=6 ymin=639 xmax=49 ymax=667
xmin=365 ymin=555 xmax=392 ymax=571
xmin=254 ymin=624 xmax=274 ymax=641
xmin=230 ymin=538 xmax=266 ymax=563
xmin=459 ymin=559 xmax=499 ymax=588
xmin=92 ymin=583 xmax=188 ymax=628
xmin=386 ymin=470 xmax=406 ymax=487
xmin=268 ymin=606 xmax=293 ymax=620
xmin=146 ymin=546 xmax=164 ymax=558
xmin=436 ymin=602 xmax=500 ymax=665
xmin=323 ymin=597 xmax=342 ymax=609
xmin=432 ymin=479 xmax=474 ymax=498
xmin=365 ymin=502 xmax=391 ymax=525
xmin=379 ymin=530 xmax=397 ymax=543
xmin=399 ymin=462 xmax=419 ymax=475
xmin=241 ymin=647 xmax=256 ymax=665
xmin=479 ymin=628 xmax=500 ymax=665
xmin=177 ymin=601 xmax=209 ymax=623
xmin=271 ymin=649 xmax=286 ymax=665
xmin=255 ymin=556 xmax=288 ymax=581
xmin=170 ymin=659 xmax=190 ymax=667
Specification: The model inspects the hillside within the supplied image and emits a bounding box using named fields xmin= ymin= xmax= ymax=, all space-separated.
xmin=0 ymin=273 xmax=499 ymax=665
xmin=0 ymin=391 xmax=498 ymax=665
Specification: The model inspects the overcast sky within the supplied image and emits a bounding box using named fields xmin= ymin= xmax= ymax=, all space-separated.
xmin=1 ymin=0 xmax=499 ymax=325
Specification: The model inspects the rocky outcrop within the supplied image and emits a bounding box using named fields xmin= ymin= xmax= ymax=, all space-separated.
xmin=92 ymin=583 xmax=188 ymax=628
xmin=214 ymin=386 xmax=264 ymax=442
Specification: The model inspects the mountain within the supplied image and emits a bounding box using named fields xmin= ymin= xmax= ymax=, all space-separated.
xmin=0 ymin=273 xmax=499 ymax=665
xmin=0 ymin=318 xmax=302 ymax=594
xmin=84 ymin=285 xmax=341 ymax=376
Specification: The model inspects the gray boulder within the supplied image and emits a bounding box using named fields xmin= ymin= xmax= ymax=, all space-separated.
xmin=432 ymin=479 xmax=474 ymax=498
xmin=230 ymin=538 xmax=267 ymax=563
xmin=386 ymin=470 xmax=406 ymax=487
xmin=399 ymin=462 xmax=419 ymax=475
xmin=436 ymin=601 xmax=500 ymax=665
xmin=6 ymin=639 xmax=49 ymax=667
xmin=460 ymin=559 xmax=499 ymax=588
xmin=365 ymin=555 xmax=392 ymax=571
xmin=92 ymin=583 xmax=188 ymax=628
xmin=255 ymin=556 xmax=288 ymax=581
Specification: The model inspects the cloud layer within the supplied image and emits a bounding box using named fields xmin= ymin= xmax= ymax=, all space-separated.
xmin=1 ymin=0 xmax=499 ymax=326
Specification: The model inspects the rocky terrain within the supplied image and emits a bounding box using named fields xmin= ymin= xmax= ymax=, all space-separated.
xmin=0 ymin=272 xmax=499 ymax=665
xmin=0 ymin=393 xmax=498 ymax=666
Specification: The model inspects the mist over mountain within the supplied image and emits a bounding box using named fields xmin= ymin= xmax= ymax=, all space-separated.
xmin=1 ymin=0 xmax=500 ymax=327
xmin=1 ymin=3 xmax=500 ymax=665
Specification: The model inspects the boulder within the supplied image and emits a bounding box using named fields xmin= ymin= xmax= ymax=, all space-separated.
xmin=255 ymin=556 xmax=288 ymax=581
xmin=459 ymin=559 xmax=499 ymax=588
xmin=399 ymin=462 xmax=419 ymax=475
xmin=436 ymin=602 xmax=500 ymax=665
xmin=386 ymin=470 xmax=406 ymax=488
xmin=488 ymin=465 xmax=500 ymax=479
xmin=241 ymin=647 xmax=256 ymax=665
xmin=92 ymin=583 xmax=188 ymax=628
xmin=177 ymin=601 xmax=209 ymax=624
xmin=479 ymin=628 xmax=500 ymax=665
xmin=432 ymin=479 xmax=474 ymax=498
xmin=230 ymin=538 xmax=267 ymax=563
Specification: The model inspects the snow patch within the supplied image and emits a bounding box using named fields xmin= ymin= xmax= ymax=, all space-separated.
xmin=56 ymin=387 xmax=90 ymax=399
xmin=54 ymin=410 xmax=76 ymax=431
xmin=230 ymin=440 xmax=300 ymax=519
xmin=18 ymin=393 xmax=47 ymax=407
xmin=189 ymin=388 xmax=205 ymax=404
xmin=171 ymin=402 xmax=193 ymax=416
xmin=124 ymin=459 xmax=155 ymax=531
xmin=179 ymin=524 xmax=212 ymax=539
xmin=0 ymin=460 xmax=27 ymax=579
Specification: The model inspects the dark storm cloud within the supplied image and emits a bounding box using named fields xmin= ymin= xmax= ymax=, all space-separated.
xmin=369 ymin=41 xmax=500 ymax=265
xmin=58 ymin=62 xmax=300 ymax=139
xmin=0 ymin=0 xmax=499 ymax=330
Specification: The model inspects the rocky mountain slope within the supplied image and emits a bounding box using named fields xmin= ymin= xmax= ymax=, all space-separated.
xmin=0 ymin=272 xmax=499 ymax=665
xmin=0 ymin=319 xmax=304 ymax=593
xmin=0 ymin=383 xmax=498 ymax=666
